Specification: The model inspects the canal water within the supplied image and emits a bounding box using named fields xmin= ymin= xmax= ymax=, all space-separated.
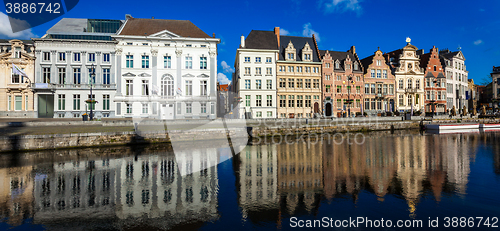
xmin=0 ymin=131 xmax=499 ymax=230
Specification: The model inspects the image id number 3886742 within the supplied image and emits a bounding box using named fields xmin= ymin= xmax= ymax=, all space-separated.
xmin=443 ymin=217 xmax=498 ymax=228
xmin=5 ymin=3 xmax=61 ymax=14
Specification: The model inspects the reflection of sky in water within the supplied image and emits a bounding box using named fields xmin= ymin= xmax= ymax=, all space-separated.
xmin=0 ymin=131 xmax=499 ymax=230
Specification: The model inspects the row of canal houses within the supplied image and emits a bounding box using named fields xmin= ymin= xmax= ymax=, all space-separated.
xmin=1 ymin=15 xmax=219 ymax=119
xmin=0 ymin=17 xmax=469 ymax=119
xmin=233 ymin=28 xmax=469 ymax=118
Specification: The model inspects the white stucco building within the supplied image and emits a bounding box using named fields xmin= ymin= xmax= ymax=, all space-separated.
xmin=440 ymin=49 xmax=468 ymax=112
xmin=233 ymin=30 xmax=279 ymax=119
xmin=386 ymin=39 xmax=425 ymax=112
xmin=113 ymin=16 xmax=219 ymax=119
xmin=32 ymin=18 xmax=122 ymax=118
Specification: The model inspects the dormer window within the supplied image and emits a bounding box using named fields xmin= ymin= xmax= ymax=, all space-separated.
xmin=335 ymin=61 xmax=340 ymax=69
xmin=354 ymin=62 xmax=359 ymax=70
xmin=14 ymin=47 xmax=21 ymax=58
xmin=301 ymin=42 xmax=313 ymax=61
xmin=285 ymin=41 xmax=296 ymax=61
xmin=376 ymin=60 xmax=381 ymax=66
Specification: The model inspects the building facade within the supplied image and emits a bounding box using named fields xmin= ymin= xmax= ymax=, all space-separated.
xmin=321 ymin=47 xmax=364 ymax=117
xmin=386 ymin=39 xmax=425 ymax=113
xmin=276 ymin=33 xmax=322 ymax=118
xmin=113 ymin=16 xmax=219 ymax=119
xmin=32 ymin=18 xmax=121 ymax=118
xmin=234 ymin=30 xmax=278 ymax=119
xmin=440 ymin=49 xmax=468 ymax=113
xmin=360 ymin=48 xmax=396 ymax=116
xmin=419 ymin=46 xmax=447 ymax=114
xmin=0 ymin=39 xmax=35 ymax=118
xmin=492 ymin=66 xmax=500 ymax=111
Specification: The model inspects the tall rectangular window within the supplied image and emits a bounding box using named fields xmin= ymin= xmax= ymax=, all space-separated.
xmin=280 ymin=95 xmax=286 ymax=107
xmin=267 ymin=95 xmax=272 ymax=107
xmin=15 ymin=96 xmax=22 ymax=111
xmin=58 ymin=52 xmax=66 ymax=62
xmin=256 ymin=95 xmax=262 ymax=107
xmin=58 ymin=68 xmax=66 ymax=84
xmin=43 ymin=52 xmax=50 ymax=61
xmin=256 ymin=80 xmax=262 ymax=89
xmin=256 ymin=67 xmax=261 ymax=75
xmin=126 ymin=103 xmax=132 ymax=114
xmin=185 ymin=57 xmax=192 ymax=69
xmin=200 ymin=80 xmax=207 ymax=96
xmin=58 ymin=95 xmax=65 ymax=110
xmin=266 ymin=57 xmax=272 ymax=63
xmin=142 ymin=55 xmax=149 ymax=68
xmin=245 ymin=95 xmax=250 ymax=107
xmin=245 ymin=80 xmax=250 ymax=89
xmin=383 ymin=70 xmax=388 ymax=78
xmin=103 ymin=53 xmax=110 ymax=63
xmin=73 ymin=68 xmax=81 ymax=84
xmin=25 ymin=95 xmax=28 ymax=111
xmin=186 ymin=103 xmax=192 ymax=113
xmin=103 ymin=68 xmax=110 ymax=84
xmin=255 ymin=57 xmax=261 ymax=63
xmin=73 ymin=94 xmax=80 ymax=110
xmin=164 ymin=56 xmax=171 ymax=68
xmin=185 ymin=80 xmax=192 ymax=96
xmin=267 ymin=80 xmax=272 ymax=89
xmin=43 ymin=67 xmax=51 ymax=83
xmin=200 ymin=103 xmax=207 ymax=113
xmin=142 ymin=80 xmax=149 ymax=95
xmin=377 ymin=69 xmax=381 ymax=78
xmin=200 ymin=57 xmax=207 ymax=69
xmin=74 ymin=53 xmax=80 ymax=62
xmin=11 ymin=73 xmax=19 ymax=83
xmin=126 ymin=80 xmax=133 ymax=95
xmin=88 ymin=53 xmax=95 ymax=62
xmin=88 ymin=68 xmax=95 ymax=84
xmin=103 ymin=95 xmax=110 ymax=110
xmin=266 ymin=67 xmax=272 ymax=75
xmin=245 ymin=67 xmax=250 ymax=75
xmin=126 ymin=55 xmax=133 ymax=68
xmin=142 ymin=103 xmax=148 ymax=114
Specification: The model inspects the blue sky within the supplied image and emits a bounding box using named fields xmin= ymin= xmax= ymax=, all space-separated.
xmin=1 ymin=0 xmax=499 ymax=85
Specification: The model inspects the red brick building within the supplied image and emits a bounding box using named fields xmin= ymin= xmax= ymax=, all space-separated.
xmin=419 ymin=46 xmax=447 ymax=115
xmin=320 ymin=47 xmax=364 ymax=117
xmin=360 ymin=48 xmax=396 ymax=115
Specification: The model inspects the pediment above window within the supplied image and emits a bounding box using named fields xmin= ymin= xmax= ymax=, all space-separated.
xmin=138 ymin=73 xmax=151 ymax=77
xmin=122 ymin=72 xmax=136 ymax=77
xmin=149 ymin=29 xmax=181 ymax=38
xmin=182 ymin=73 xmax=195 ymax=78
xmin=197 ymin=73 xmax=209 ymax=78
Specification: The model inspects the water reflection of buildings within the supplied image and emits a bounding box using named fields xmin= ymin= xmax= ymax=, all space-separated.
xmin=238 ymin=145 xmax=278 ymax=221
xmin=4 ymin=146 xmax=221 ymax=229
xmin=0 ymin=166 xmax=33 ymax=226
xmin=277 ymin=142 xmax=323 ymax=214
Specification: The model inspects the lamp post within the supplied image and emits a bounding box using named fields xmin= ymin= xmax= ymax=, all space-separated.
xmin=89 ymin=64 xmax=95 ymax=121
xmin=343 ymin=75 xmax=355 ymax=117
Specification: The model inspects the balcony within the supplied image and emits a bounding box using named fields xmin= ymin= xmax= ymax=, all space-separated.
xmin=405 ymin=88 xmax=417 ymax=94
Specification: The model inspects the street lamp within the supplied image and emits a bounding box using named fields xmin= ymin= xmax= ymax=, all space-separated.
xmin=343 ymin=75 xmax=355 ymax=117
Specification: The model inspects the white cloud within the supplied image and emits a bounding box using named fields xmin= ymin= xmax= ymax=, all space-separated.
xmin=302 ymin=23 xmax=320 ymax=42
xmin=321 ymin=0 xmax=363 ymax=15
xmin=474 ymin=39 xmax=483 ymax=45
xmin=217 ymin=73 xmax=231 ymax=84
xmin=280 ymin=28 xmax=290 ymax=35
xmin=221 ymin=61 xmax=234 ymax=73
xmin=0 ymin=12 xmax=34 ymax=39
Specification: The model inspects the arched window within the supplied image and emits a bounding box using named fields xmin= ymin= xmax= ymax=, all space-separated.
xmin=161 ymin=74 xmax=174 ymax=96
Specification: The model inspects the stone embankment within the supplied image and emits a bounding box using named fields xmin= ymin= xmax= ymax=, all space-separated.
xmin=0 ymin=118 xmax=427 ymax=152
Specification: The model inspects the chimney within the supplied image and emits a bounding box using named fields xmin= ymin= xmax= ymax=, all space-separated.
xmin=212 ymin=33 xmax=215 ymax=38
xmin=125 ymin=14 xmax=132 ymax=20
xmin=274 ymin=27 xmax=280 ymax=48
xmin=350 ymin=46 xmax=356 ymax=54
xmin=240 ymin=35 xmax=245 ymax=48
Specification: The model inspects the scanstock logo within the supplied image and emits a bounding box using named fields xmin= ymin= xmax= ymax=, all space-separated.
xmin=3 ymin=0 xmax=79 ymax=32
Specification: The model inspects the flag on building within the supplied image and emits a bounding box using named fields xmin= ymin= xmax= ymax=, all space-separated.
xmin=12 ymin=63 xmax=28 ymax=78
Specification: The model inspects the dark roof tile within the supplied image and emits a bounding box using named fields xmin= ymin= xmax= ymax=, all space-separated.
xmin=119 ymin=18 xmax=211 ymax=38
xmin=244 ymin=30 xmax=278 ymax=50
